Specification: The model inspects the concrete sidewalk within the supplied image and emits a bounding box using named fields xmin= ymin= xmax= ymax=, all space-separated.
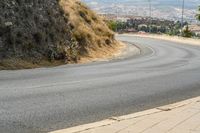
xmin=51 ymin=97 xmax=200 ymax=133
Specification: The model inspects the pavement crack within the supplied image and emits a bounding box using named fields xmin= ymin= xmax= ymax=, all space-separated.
xmin=139 ymin=118 xmax=168 ymax=133
xmin=156 ymin=101 xmax=194 ymax=112
xmin=109 ymin=117 xmax=121 ymax=122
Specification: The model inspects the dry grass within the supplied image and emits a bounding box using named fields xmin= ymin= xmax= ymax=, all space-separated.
xmin=0 ymin=59 xmax=65 ymax=70
xmin=0 ymin=0 xmax=119 ymax=70
xmin=59 ymin=0 xmax=115 ymax=56
xmin=79 ymin=41 xmax=126 ymax=63
xmin=0 ymin=42 xmax=125 ymax=70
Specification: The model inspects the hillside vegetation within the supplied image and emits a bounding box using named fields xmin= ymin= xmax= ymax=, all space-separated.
xmin=0 ymin=0 xmax=116 ymax=70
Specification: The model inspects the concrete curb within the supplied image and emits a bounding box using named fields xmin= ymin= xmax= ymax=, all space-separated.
xmin=50 ymin=97 xmax=200 ymax=133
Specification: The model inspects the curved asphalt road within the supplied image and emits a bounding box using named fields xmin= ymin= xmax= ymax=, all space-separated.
xmin=1 ymin=35 xmax=200 ymax=133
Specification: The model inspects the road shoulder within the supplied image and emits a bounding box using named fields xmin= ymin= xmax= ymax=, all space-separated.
xmin=123 ymin=34 xmax=200 ymax=46
xmin=79 ymin=41 xmax=141 ymax=63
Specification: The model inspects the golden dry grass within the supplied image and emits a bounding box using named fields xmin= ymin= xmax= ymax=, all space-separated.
xmin=59 ymin=0 xmax=115 ymax=55
xmin=79 ymin=41 xmax=125 ymax=63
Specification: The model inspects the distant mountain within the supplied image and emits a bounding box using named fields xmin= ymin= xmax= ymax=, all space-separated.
xmin=82 ymin=0 xmax=200 ymax=23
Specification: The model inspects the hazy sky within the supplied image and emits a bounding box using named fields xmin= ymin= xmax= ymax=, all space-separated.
xmin=82 ymin=0 xmax=200 ymax=22
xmin=82 ymin=0 xmax=200 ymax=9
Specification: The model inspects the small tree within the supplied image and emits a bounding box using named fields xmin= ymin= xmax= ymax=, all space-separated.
xmin=107 ymin=21 xmax=117 ymax=32
xmin=197 ymin=6 xmax=200 ymax=21
xmin=182 ymin=25 xmax=192 ymax=38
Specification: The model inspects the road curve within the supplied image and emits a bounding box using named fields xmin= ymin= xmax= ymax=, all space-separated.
xmin=1 ymin=35 xmax=200 ymax=133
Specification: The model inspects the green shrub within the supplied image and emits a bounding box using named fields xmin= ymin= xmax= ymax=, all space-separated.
xmin=182 ymin=25 xmax=192 ymax=38
xmin=33 ymin=32 xmax=44 ymax=44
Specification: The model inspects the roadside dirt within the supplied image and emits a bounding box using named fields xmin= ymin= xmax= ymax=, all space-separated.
xmin=79 ymin=41 xmax=140 ymax=63
xmin=125 ymin=34 xmax=200 ymax=46
xmin=0 ymin=41 xmax=140 ymax=70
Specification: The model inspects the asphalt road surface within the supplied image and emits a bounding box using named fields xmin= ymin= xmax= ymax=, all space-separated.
xmin=1 ymin=35 xmax=200 ymax=133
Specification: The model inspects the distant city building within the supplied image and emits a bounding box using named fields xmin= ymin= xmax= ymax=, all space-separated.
xmin=83 ymin=0 xmax=200 ymax=24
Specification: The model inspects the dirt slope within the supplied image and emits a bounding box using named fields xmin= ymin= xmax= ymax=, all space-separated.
xmin=0 ymin=0 xmax=117 ymax=70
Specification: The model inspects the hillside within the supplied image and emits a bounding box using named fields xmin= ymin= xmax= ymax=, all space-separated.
xmin=0 ymin=0 xmax=116 ymax=69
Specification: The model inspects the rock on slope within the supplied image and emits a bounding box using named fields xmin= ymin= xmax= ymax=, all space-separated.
xmin=0 ymin=0 xmax=116 ymax=69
